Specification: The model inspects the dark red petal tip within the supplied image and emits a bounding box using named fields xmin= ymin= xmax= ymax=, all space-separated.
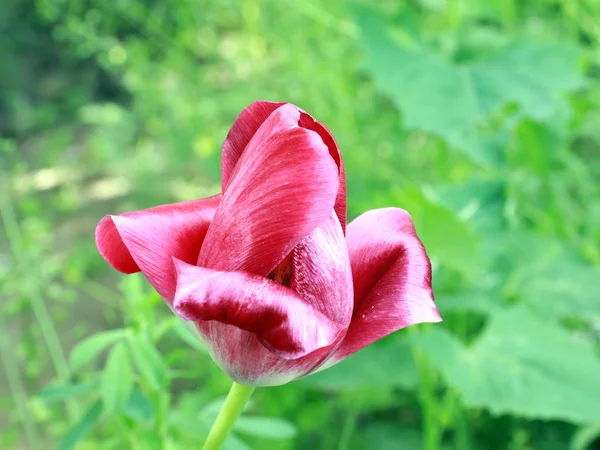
xmin=96 ymin=215 xmax=141 ymax=274
xmin=172 ymin=259 xmax=344 ymax=360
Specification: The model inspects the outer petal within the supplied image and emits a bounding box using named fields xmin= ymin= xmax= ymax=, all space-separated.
xmin=195 ymin=321 xmax=344 ymax=386
xmin=221 ymin=100 xmax=285 ymax=190
xmin=172 ymin=259 xmax=344 ymax=359
xmin=95 ymin=195 xmax=221 ymax=304
xmin=199 ymin=104 xmax=339 ymax=276
xmin=222 ymin=101 xmax=346 ymax=231
xmin=297 ymin=112 xmax=346 ymax=232
xmin=324 ymin=208 xmax=441 ymax=366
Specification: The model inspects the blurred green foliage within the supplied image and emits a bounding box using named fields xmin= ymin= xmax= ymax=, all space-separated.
xmin=1 ymin=0 xmax=600 ymax=449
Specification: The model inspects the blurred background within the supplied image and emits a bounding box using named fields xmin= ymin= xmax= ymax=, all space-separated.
xmin=1 ymin=0 xmax=600 ymax=449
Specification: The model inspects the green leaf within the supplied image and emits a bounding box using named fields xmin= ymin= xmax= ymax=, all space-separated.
xmin=431 ymin=178 xmax=506 ymax=234
xmin=436 ymin=291 xmax=503 ymax=316
xmin=353 ymin=423 xmax=453 ymax=450
xmin=393 ymin=188 xmax=481 ymax=278
xmin=224 ymin=434 xmax=253 ymax=450
xmin=38 ymin=381 xmax=99 ymax=402
xmin=570 ymin=423 xmax=600 ymax=450
xmin=234 ymin=416 xmax=297 ymax=440
xmin=451 ymin=128 xmax=510 ymax=169
xmin=353 ymin=7 xmax=583 ymax=165
xmin=69 ymin=329 xmax=126 ymax=371
xmin=304 ymin=337 xmax=418 ymax=391
xmin=503 ymin=233 xmax=600 ymax=321
xmin=123 ymin=388 xmax=155 ymax=423
xmin=101 ymin=341 xmax=133 ymax=414
xmin=57 ymin=400 xmax=102 ymax=450
xmin=413 ymin=308 xmax=600 ymax=422
xmin=97 ymin=436 xmax=126 ymax=450
xmin=520 ymin=259 xmax=600 ymax=321
xmin=127 ymin=335 xmax=168 ymax=389
xmin=352 ymin=424 xmax=422 ymax=450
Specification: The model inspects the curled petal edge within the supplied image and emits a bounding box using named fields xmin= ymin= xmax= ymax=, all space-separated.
xmin=172 ymin=258 xmax=346 ymax=360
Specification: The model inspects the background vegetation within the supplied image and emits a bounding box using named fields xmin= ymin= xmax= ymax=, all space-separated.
xmin=1 ymin=0 xmax=600 ymax=449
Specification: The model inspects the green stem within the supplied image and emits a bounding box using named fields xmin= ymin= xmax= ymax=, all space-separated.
xmin=202 ymin=382 xmax=256 ymax=450
xmin=0 ymin=186 xmax=77 ymax=418
xmin=0 ymin=330 xmax=41 ymax=448
xmin=338 ymin=402 xmax=362 ymax=450
xmin=454 ymin=402 xmax=470 ymax=450
xmin=413 ymin=346 xmax=442 ymax=450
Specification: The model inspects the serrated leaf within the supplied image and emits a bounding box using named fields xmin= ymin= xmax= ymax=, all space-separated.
xmin=127 ymin=335 xmax=168 ymax=389
xmin=57 ymin=400 xmax=102 ymax=450
xmin=38 ymin=381 xmax=99 ymax=402
xmin=69 ymin=329 xmax=126 ymax=371
xmin=413 ymin=308 xmax=600 ymax=422
xmin=102 ymin=341 xmax=133 ymax=414
xmin=353 ymin=7 xmax=583 ymax=166
xmin=234 ymin=417 xmax=297 ymax=440
xmin=304 ymin=337 xmax=418 ymax=391
xmin=123 ymin=388 xmax=155 ymax=423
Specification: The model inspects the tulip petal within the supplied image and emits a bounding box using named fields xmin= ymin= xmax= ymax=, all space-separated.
xmin=221 ymin=100 xmax=285 ymax=190
xmin=196 ymin=320 xmax=343 ymax=386
xmin=297 ymin=112 xmax=347 ymax=232
xmin=288 ymin=211 xmax=353 ymax=326
xmin=172 ymin=259 xmax=344 ymax=360
xmin=199 ymin=103 xmax=339 ymax=276
xmin=95 ymin=195 xmax=221 ymax=304
xmin=222 ymin=101 xmax=346 ymax=231
xmin=325 ymin=208 xmax=441 ymax=365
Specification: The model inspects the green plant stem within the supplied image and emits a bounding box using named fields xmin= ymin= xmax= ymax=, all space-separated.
xmin=454 ymin=401 xmax=471 ymax=450
xmin=202 ymin=382 xmax=256 ymax=450
xmin=338 ymin=401 xmax=362 ymax=450
xmin=0 ymin=331 xmax=41 ymax=448
xmin=0 ymin=187 xmax=77 ymax=419
xmin=413 ymin=346 xmax=442 ymax=450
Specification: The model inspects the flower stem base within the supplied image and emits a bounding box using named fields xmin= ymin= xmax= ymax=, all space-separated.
xmin=202 ymin=382 xmax=256 ymax=450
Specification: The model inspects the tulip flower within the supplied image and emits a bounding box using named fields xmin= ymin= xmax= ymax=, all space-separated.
xmin=95 ymin=101 xmax=441 ymax=449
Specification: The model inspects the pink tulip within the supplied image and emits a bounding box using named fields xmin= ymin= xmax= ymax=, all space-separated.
xmin=95 ymin=101 xmax=441 ymax=386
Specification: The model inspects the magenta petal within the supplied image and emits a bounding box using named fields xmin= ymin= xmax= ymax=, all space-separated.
xmin=199 ymin=103 xmax=339 ymax=276
xmin=222 ymin=100 xmax=285 ymax=190
xmin=326 ymin=208 xmax=441 ymax=365
xmin=195 ymin=320 xmax=344 ymax=386
xmin=222 ymin=101 xmax=347 ymax=231
xmin=289 ymin=211 xmax=353 ymax=326
xmin=172 ymin=259 xmax=344 ymax=359
xmin=297 ymin=113 xmax=347 ymax=232
xmin=95 ymin=195 xmax=221 ymax=304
